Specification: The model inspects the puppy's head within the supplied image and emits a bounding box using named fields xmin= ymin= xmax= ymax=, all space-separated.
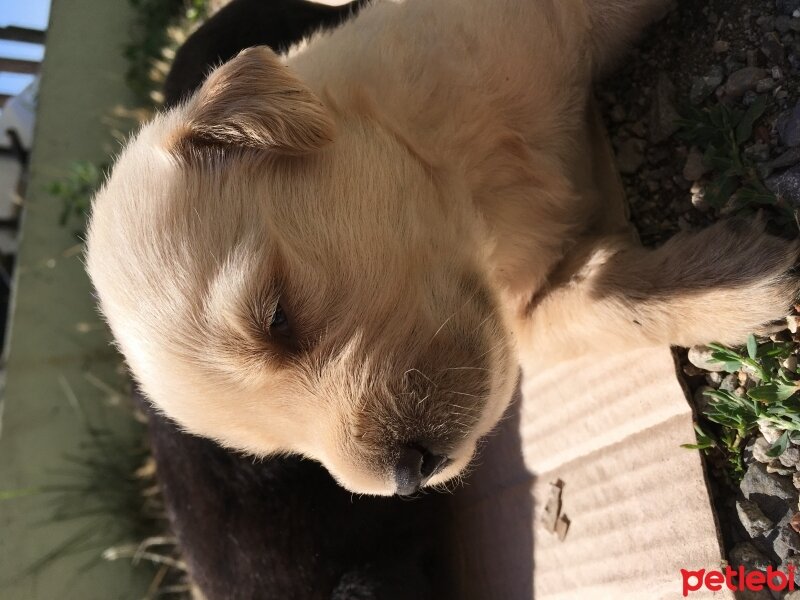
xmin=87 ymin=47 xmax=517 ymax=495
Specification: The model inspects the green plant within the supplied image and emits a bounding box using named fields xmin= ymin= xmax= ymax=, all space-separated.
xmin=1 ymin=420 xmax=189 ymax=597
xmin=125 ymin=0 xmax=210 ymax=106
xmin=676 ymin=97 xmax=797 ymax=226
xmin=684 ymin=335 xmax=800 ymax=482
xmin=48 ymin=161 xmax=105 ymax=229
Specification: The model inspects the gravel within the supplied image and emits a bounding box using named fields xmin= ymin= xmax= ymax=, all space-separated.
xmin=598 ymin=0 xmax=800 ymax=586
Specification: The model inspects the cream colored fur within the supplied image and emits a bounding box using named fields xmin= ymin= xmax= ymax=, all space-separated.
xmin=86 ymin=0 xmax=799 ymax=495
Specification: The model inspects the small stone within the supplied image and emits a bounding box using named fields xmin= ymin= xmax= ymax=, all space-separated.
xmin=648 ymin=73 xmax=680 ymax=143
xmin=751 ymin=437 xmax=774 ymax=464
xmin=777 ymin=0 xmax=800 ymax=17
xmin=766 ymin=147 xmax=800 ymax=170
xmin=766 ymin=165 xmax=800 ymax=206
xmin=706 ymin=371 xmax=723 ymax=385
xmin=683 ymin=147 xmax=708 ymax=181
xmin=742 ymin=91 xmax=759 ymax=107
xmin=725 ymin=67 xmax=768 ymax=97
xmin=756 ymin=78 xmax=777 ymax=93
xmin=690 ymin=183 xmax=708 ymax=212
xmin=729 ymin=542 xmax=772 ymax=572
xmin=782 ymin=556 xmax=800 ymax=586
xmin=615 ymin=138 xmax=646 ymax=174
xmin=767 ymin=460 xmax=795 ymax=476
xmin=774 ymin=65 xmax=785 ymax=79
xmin=760 ymin=420 xmax=784 ymax=445
xmin=791 ymin=512 xmax=800 ymax=533
xmin=741 ymin=462 xmax=798 ymax=522
xmin=762 ymin=32 xmax=786 ymax=63
xmin=744 ymin=142 xmax=771 ymax=162
xmin=720 ymin=373 xmax=738 ymax=392
xmin=788 ymin=316 xmax=800 ymax=334
xmin=687 ymin=345 xmax=726 ymax=372
xmin=782 ymin=355 xmax=798 ymax=372
xmin=793 ymin=472 xmax=800 ymax=490
xmin=777 ymin=101 xmax=800 ymax=147
xmin=690 ymin=66 xmax=725 ymax=105
xmin=738 ymin=497 xmax=775 ymax=536
xmin=713 ymin=39 xmax=730 ymax=53
xmin=772 ymin=511 xmax=800 ymax=561
xmin=780 ymin=446 xmax=800 ymax=467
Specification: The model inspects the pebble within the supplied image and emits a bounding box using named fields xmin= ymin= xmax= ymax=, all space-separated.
xmin=794 ymin=471 xmax=800 ymax=490
xmin=741 ymin=462 xmax=798 ymax=522
xmin=756 ymin=78 xmax=777 ymax=93
xmin=706 ymin=371 xmax=723 ymax=385
xmin=737 ymin=497 xmax=775 ymax=536
xmin=780 ymin=446 xmax=800 ymax=468
xmin=768 ymin=460 xmax=795 ymax=476
xmin=744 ymin=142 xmax=771 ymax=163
xmin=766 ymin=165 xmax=800 ymax=206
xmin=772 ymin=511 xmax=800 ymax=561
xmin=687 ymin=345 xmax=726 ymax=372
xmin=713 ymin=39 xmax=730 ymax=53
xmin=777 ymin=101 xmax=800 ymax=147
xmin=725 ymin=67 xmax=768 ymax=97
xmin=777 ymin=0 xmax=800 ymax=17
xmin=615 ymin=138 xmax=646 ymax=174
xmin=751 ymin=437 xmax=774 ymax=464
xmin=648 ymin=73 xmax=680 ymax=143
xmin=766 ymin=147 xmax=800 ymax=170
xmin=690 ymin=66 xmax=725 ymax=105
xmin=760 ymin=420 xmax=784 ymax=445
xmin=729 ymin=542 xmax=773 ymax=572
xmin=720 ymin=373 xmax=738 ymax=392
xmin=682 ymin=147 xmax=708 ymax=181
xmin=783 ymin=355 xmax=798 ymax=372
xmin=761 ymin=32 xmax=786 ymax=64
xmin=690 ymin=186 xmax=708 ymax=211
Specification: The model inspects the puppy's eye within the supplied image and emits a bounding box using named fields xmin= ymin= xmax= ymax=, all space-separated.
xmin=270 ymin=303 xmax=290 ymax=333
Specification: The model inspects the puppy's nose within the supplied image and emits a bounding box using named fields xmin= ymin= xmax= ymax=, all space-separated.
xmin=394 ymin=444 xmax=450 ymax=496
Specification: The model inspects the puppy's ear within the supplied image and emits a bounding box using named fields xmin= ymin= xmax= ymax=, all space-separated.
xmin=180 ymin=46 xmax=334 ymax=154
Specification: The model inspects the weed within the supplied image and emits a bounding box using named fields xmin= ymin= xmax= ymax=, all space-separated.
xmin=683 ymin=335 xmax=800 ymax=482
xmin=48 ymin=161 xmax=106 ymax=233
xmin=677 ymin=97 xmax=798 ymax=227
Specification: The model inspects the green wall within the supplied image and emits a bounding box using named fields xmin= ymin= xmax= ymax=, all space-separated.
xmin=0 ymin=0 xmax=154 ymax=597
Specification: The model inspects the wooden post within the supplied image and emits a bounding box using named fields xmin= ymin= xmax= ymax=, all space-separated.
xmin=0 ymin=57 xmax=39 ymax=75
xmin=0 ymin=26 xmax=46 ymax=45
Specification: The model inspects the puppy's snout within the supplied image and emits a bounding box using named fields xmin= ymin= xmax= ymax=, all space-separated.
xmin=393 ymin=443 xmax=450 ymax=496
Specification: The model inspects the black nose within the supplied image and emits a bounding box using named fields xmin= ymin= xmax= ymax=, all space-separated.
xmin=394 ymin=444 xmax=450 ymax=496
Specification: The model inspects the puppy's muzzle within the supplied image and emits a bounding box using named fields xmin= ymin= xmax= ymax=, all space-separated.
xmin=393 ymin=443 xmax=451 ymax=496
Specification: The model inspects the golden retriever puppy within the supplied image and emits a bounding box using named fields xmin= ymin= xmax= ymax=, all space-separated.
xmin=86 ymin=0 xmax=799 ymax=496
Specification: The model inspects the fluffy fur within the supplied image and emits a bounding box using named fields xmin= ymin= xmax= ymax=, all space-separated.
xmin=87 ymin=0 xmax=800 ymax=496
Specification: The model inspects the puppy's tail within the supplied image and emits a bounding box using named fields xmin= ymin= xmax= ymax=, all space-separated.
xmin=584 ymin=0 xmax=676 ymax=78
